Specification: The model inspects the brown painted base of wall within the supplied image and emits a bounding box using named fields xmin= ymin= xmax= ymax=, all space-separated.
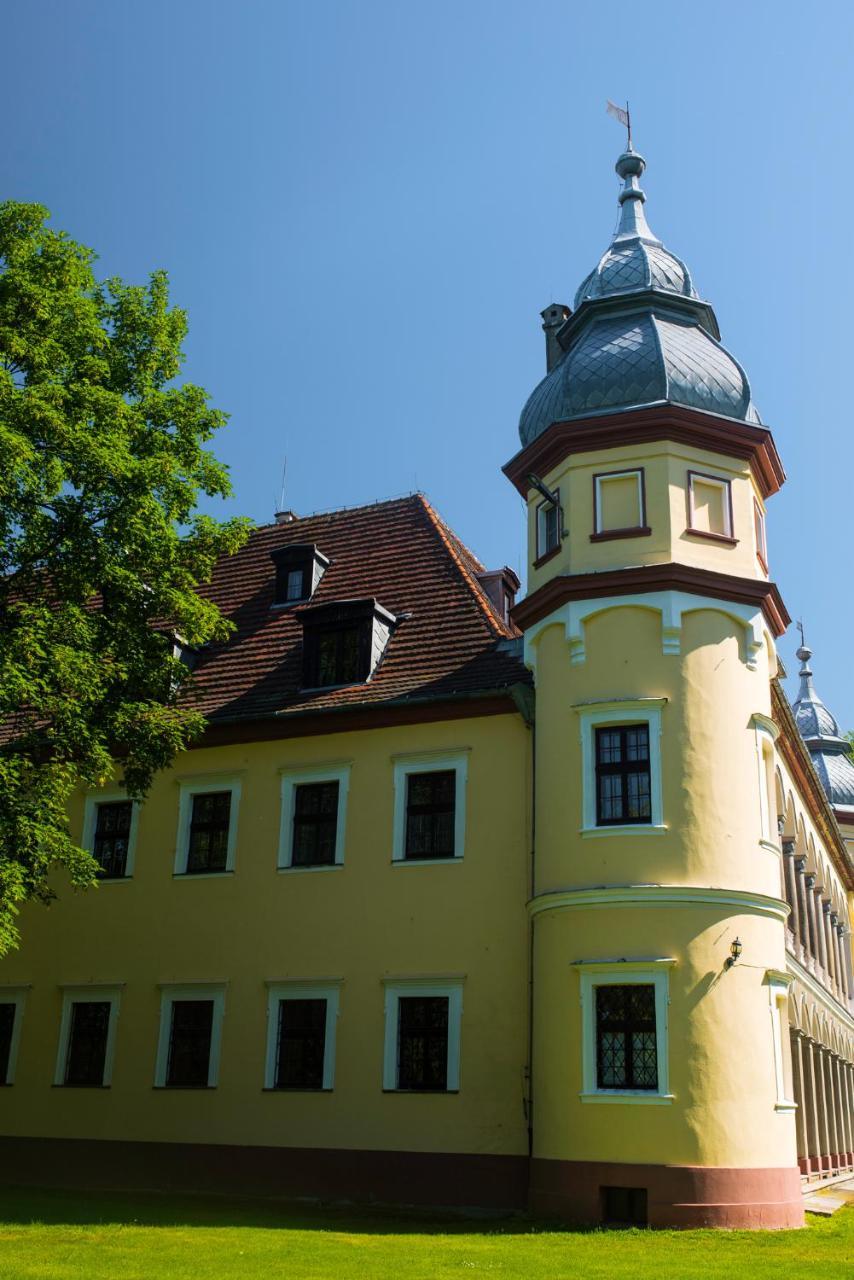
xmin=0 ymin=1136 xmax=529 ymax=1212
xmin=529 ymin=1158 xmax=805 ymax=1229
xmin=0 ymin=1138 xmax=805 ymax=1229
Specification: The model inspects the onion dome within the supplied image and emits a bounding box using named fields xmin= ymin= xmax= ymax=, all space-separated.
xmin=792 ymin=642 xmax=854 ymax=808
xmin=519 ymin=147 xmax=761 ymax=446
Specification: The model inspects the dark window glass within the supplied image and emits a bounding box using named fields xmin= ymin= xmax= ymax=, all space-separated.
xmin=405 ymin=770 xmax=456 ymax=859
xmin=0 ymin=1004 xmax=16 ymax=1084
xmin=64 ymin=1001 xmax=111 ymax=1087
xmin=285 ymin=567 xmax=306 ymax=601
xmin=539 ymin=501 xmax=560 ymax=555
xmin=602 ymin=1186 xmax=648 ymax=1226
xmin=596 ymin=984 xmax=657 ymax=1091
xmin=397 ymin=996 xmax=449 ymax=1090
xmin=275 ymin=998 xmax=327 ymax=1089
xmin=316 ymin=625 xmax=362 ymax=686
xmin=292 ymin=782 xmax=339 ymax=867
xmin=166 ymin=1000 xmax=214 ymax=1087
xmin=93 ymin=801 xmax=133 ymax=879
xmin=595 ymin=726 xmax=651 ymax=825
xmin=186 ymin=791 xmax=231 ymax=873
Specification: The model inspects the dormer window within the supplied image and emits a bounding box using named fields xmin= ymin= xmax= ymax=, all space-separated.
xmin=270 ymin=544 xmax=330 ymax=608
xmin=476 ymin=567 xmax=520 ymax=625
xmin=299 ymin=599 xmax=396 ymax=689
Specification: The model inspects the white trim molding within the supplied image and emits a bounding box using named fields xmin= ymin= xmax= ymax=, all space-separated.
xmin=391 ymin=752 xmax=469 ymax=863
xmin=278 ymin=763 xmax=351 ymax=871
xmin=575 ymin=699 xmax=666 ymax=834
xmin=576 ymin=959 xmax=675 ymax=1104
xmin=54 ymin=986 xmax=122 ymax=1087
xmin=0 ymin=987 xmax=28 ymax=1085
xmin=264 ymin=981 xmax=341 ymax=1090
xmin=81 ymin=790 xmax=140 ymax=879
xmin=174 ymin=776 xmax=242 ymax=876
xmin=530 ymin=884 xmax=790 ymax=924
xmin=765 ymin=971 xmax=797 ymax=1112
xmin=524 ymin=591 xmax=767 ymax=672
xmin=154 ymin=983 xmax=226 ymax=1088
xmin=382 ymin=978 xmax=464 ymax=1091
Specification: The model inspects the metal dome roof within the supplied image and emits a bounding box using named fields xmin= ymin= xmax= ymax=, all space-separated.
xmin=518 ymin=148 xmax=761 ymax=446
xmin=792 ymin=643 xmax=854 ymax=808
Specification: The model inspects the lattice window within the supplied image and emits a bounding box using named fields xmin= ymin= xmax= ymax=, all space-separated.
xmin=595 ymin=726 xmax=651 ymax=825
xmin=397 ymin=996 xmax=449 ymax=1090
xmin=405 ymin=770 xmax=456 ymax=859
xmin=166 ymin=1000 xmax=214 ymax=1087
xmin=64 ymin=1001 xmax=111 ymax=1087
xmin=275 ymin=998 xmax=327 ymax=1089
xmin=187 ymin=791 xmax=231 ymax=873
xmin=596 ymin=984 xmax=658 ymax=1090
xmin=93 ymin=801 xmax=133 ymax=879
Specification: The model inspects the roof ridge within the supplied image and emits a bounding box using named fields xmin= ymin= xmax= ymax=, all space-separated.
xmin=416 ymin=495 xmax=511 ymax=639
xmin=253 ymin=493 xmax=423 ymax=533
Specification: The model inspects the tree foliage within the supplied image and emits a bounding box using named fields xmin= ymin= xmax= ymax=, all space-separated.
xmin=0 ymin=201 xmax=249 ymax=953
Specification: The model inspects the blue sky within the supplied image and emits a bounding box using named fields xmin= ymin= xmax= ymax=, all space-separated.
xmin=3 ymin=1 xmax=852 ymax=724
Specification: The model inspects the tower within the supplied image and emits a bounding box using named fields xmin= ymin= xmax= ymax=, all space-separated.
xmin=504 ymin=146 xmax=804 ymax=1227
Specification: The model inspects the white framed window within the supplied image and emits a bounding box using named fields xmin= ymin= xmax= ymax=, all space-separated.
xmin=576 ymin=960 xmax=674 ymax=1104
xmin=0 ymin=987 xmax=28 ymax=1085
xmin=264 ymin=981 xmax=341 ymax=1090
xmin=154 ymin=984 xmax=226 ymax=1088
xmin=82 ymin=791 xmax=140 ymax=880
xmin=765 ymin=972 xmax=796 ymax=1112
xmin=382 ymin=979 xmax=463 ymax=1092
xmin=278 ymin=764 xmax=350 ymax=871
xmin=536 ymin=490 xmax=561 ymax=559
xmin=54 ymin=986 xmax=122 ymax=1087
xmin=687 ymin=471 xmax=734 ymax=540
xmin=174 ymin=776 xmax=242 ymax=876
xmin=575 ymin=700 xmax=666 ymax=835
xmin=754 ymin=499 xmax=768 ymax=572
xmin=391 ymin=751 xmax=469 ymax=863
xmin=593 ymin=469 xmax=646 ymax=536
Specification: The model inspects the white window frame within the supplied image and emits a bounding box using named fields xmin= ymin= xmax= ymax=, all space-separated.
xmin=277 ymin=763 xmax=351 ymax=871
xmin=754 ymin=498 xmax=768 ymax=572
xmin=174 ymin=775 xmax=242 ymax=876
xmin=391 ymin=751 xmax=469 ymax=863
xmin=577 ymin=960 xmax=674 ymax=1104
xmin=382 ymin=979 xmax=464 ymax=1092
xmin=575 ymin=699 xmax=666 ymax=836
xmin=154 ymin=983 xmax=226 ymax=1088
xmin=536 ymin=489 xmax=561 ymax=559
xmin=766 ymin=971 xmax=796 ymax=1112
xmin=687 ymin=471 xmax=733 ymax=538
xmin=594 ymin=469 xmax=645 ymax=534
xmin=54 ymin=985 xmax=123 ymax=1087
xmin=264 ymin=981 xmax=341 ymax=1090
xmin=0 ymin=987 xmax=28 ymax=1085
xmin=82 ymin=790 xmax=140 ymax=880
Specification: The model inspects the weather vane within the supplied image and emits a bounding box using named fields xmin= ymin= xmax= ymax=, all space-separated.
xmin=796 ymin=618 xmax=807 ymax=650
xmin=606 ymin=99 xmax=632 ymax=149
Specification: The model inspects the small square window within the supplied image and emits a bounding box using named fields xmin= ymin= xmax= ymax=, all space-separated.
xmin=93 ymin=801 xmax=133 ymax=879
xmin=602 ymin=1186 xmax=648 ymax=1226
xmin=536 ymin=495 xmax=561 ymax=559
xmin=405 ymin=770 xmax=456 ymax=859
xmin=593 ymin=470 xmax=646 ymax=538
xmin=687 ymin=472 xmax=733 ymax=540
xmin=187 ymin=791 xmax=231 ymax=874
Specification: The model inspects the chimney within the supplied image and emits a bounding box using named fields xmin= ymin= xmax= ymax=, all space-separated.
xmin=274 ymin=510 xmax=297 ymax=524
xmin=540 ymin=303 xmax=571 ymax=373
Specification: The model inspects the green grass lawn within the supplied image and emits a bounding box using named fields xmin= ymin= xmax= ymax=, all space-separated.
xmin=0 ymin=1186 xmax=848 ymax=1280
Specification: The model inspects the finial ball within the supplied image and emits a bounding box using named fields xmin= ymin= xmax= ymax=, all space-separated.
xmin=616 ymin=150 xmax=645 ymax=180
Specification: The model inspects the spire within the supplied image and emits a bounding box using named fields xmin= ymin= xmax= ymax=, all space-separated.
xmin=614 ymin=149 xmax=659 ymax=244
xmin=791 ymin=631 xmax=845 ymax=747
xmin=795 ymin=621 xmax=817 ymax=704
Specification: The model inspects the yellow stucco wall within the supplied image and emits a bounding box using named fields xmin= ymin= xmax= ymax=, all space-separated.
xmin=0 ymin=712 xmax=532 ymax=1157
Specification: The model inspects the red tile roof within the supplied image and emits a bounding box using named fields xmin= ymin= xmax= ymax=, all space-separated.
xmin=187 ymin=494 xmax=530 ymax=727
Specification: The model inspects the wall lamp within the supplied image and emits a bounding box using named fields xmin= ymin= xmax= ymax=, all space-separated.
xmin=725 ymin=937 xmax=743 ymax=970
xmin=526 ymin=473 xmax=560 ymax=507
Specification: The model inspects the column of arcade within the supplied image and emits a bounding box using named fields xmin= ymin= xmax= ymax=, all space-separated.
xmin=781 ymin=834 xmax=853 ymax=1009
xmin=790 ymin=1027 xmax=854 ymax=1178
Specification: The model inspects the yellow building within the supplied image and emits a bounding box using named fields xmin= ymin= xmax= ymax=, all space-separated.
xmin=1 ymin=145 xmax=852 ymax=1229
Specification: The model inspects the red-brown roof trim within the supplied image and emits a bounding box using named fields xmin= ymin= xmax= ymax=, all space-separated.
xmin=503 ymin=404 xmax=786 ymax=500
xmin=511 ymin=562 xmax=791 ymax=637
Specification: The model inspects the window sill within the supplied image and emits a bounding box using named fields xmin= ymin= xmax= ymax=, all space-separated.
xmin=759 ymin=839 xmax=782 ymax=857
xmin=51 ymin=1083 xmax=110 ymax=1089
xmin=685 ymin=528 xmax=738 ymax=546
xmin=579 ymin=825 xmax=667 ymax=838
xmin=391 ymin=857 xmax=463 ymax=867
xmin=589 ymin=526 xmax=652 ymax=543
xmin=173 ymin=870 xmax=234 ymax=879
xmin=533 ymin=544 xmax=562 ymax=570
xmin=262 ymin=1086 xmax=333 ymax=1093
xmin=277 ymin=863 xmax=344 ymax=875
xmin=153 ymin=1084 xmax=216 ymax=1090
xmin=96 ymin=876 xmax=133 ymax=884
xmin=580 ymin=1091 xmax=674 ymax=1105
xmin=774 ymin=1101 xmax=798 ymax=1113
xmin=382 ymin=1088 xmax=459 ymax=1094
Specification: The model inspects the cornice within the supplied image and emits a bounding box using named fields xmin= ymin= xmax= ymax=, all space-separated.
xmin=528 ymin=884 xmax=790 ymax=922
xmin=511 ymin=562 xmax=790 ymax=637
xmin=771 ymin=680 xmax=854 ymax=892
xmin=503 ymin=403 xmax=785 ymax=499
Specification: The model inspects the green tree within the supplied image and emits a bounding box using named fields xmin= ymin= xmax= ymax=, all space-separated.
xmin=0 ymin=201 xmax=249 ymax=954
